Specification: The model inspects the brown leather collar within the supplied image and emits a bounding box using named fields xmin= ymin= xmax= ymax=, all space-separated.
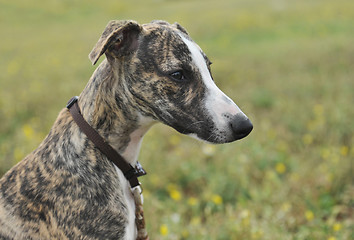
xmin=66 ymin=96 xmax=146 ymax=188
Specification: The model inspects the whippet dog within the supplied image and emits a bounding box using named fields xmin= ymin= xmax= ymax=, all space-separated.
xmin=0 ymin=20 xmax=253 ymax=239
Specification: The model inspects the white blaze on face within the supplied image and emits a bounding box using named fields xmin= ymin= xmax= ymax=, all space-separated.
xmin=179 ymin=34 xmax=245 ymax=130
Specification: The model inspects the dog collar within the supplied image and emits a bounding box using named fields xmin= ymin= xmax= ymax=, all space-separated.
xmin=66 ymin=96 xmax=147 ymax=188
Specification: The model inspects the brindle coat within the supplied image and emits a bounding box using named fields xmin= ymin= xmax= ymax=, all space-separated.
xmin=0 ymin=20 xmax=252 ymax=239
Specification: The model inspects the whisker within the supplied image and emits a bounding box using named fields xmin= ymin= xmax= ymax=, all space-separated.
xmin=186 ymin=120 xmax=204 ymax=129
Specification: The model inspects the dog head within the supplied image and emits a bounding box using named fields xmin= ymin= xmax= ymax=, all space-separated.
xmin=89 ymin=20 xmax=252 ymax=144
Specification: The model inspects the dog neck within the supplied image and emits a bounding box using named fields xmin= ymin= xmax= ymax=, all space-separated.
xmin=78 ymin=59 xmax=155 ymax=165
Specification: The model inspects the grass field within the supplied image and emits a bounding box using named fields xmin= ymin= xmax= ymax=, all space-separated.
xmin=0 ymin=0 xmax=353 ymax=239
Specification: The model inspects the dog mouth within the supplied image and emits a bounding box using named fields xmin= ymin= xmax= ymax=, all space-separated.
xmin=148 ymin=100 xmax=253 ymax=144
xmin=171 ymin=115 xmax=253 ymax=144
xmin=187 ymin=113 xmax=253 ymax=144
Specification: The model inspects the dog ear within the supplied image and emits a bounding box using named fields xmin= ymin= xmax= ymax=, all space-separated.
xmin=89 ymin=20 xmax=142 ymax=65
xmin=172 ymin=22 xmax=189 ymax=36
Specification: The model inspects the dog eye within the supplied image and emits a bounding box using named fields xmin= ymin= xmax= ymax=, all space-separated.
xmin=169 ymin=71 xmax=186 ymax=81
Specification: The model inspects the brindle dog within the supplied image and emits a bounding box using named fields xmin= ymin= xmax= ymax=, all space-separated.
xmin=0 ymin=20 xmax=252 ymax=239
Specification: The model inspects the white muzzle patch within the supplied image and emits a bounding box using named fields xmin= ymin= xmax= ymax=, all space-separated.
xmin=180 ymin=35 xmax=252 ymax=143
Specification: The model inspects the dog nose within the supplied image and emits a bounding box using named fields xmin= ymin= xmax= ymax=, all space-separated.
xmin=230 ymin=113 xmax=253 ymax=140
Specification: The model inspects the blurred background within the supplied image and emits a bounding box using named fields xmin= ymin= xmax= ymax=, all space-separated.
xmin=0 ymin=0 xmax=353 ymax=239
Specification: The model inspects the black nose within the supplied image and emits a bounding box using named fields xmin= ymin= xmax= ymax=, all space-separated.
xmin=230 ymin=113 xmax=253 ymax=140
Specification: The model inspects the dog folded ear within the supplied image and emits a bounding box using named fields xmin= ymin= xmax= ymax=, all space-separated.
xmin=172 ymin=22 xmax=189 ymax=36
xmin=89 ymin=20 xmax=142 ymax=65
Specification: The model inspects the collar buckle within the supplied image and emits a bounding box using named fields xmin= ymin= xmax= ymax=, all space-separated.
xmin=66 ymin=96 xmax=79 ymax=109
xmin=134 ymin=161 xmax=147 ymax=177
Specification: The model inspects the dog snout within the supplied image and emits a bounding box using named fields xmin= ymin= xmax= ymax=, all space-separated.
xmin=230 ymin=113 xmax=253 ymax=140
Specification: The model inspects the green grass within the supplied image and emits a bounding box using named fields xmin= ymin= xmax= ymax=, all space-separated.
xmin=0 ymin=0 xmax=353 ymax=239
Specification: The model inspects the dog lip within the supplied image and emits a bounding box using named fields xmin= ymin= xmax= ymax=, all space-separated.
xmin=233 ymin=130 xmax=252 ymax=140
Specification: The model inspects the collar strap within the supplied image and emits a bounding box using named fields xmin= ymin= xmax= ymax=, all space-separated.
xmin=66 ymin=96 xmax=146 ymax=188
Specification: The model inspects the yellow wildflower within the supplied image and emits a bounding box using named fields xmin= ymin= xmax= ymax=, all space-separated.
xmin=160 ymin=224 xmax=169 ymax=236
xmin=305 ymin=210 xmax=314 ymax=221
xmin=22 ymin=124 xmax=34 ymax=140
xmin=327 ymin=237 xmax=336 ymax=240
xmin=169 ymin=189 xmax=181 ymax=201
xmin=275 ymin=163 xmax=286 ymax=174
xmin=191 ymin=217 xmax=201 ymax=225
xmin=211 ymin=194 xmax=223 ymax=205
xmin=187 ymin=197 xmax=198 ymax=206
xmin=333 ymin=223 xmax=342 ymax=231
